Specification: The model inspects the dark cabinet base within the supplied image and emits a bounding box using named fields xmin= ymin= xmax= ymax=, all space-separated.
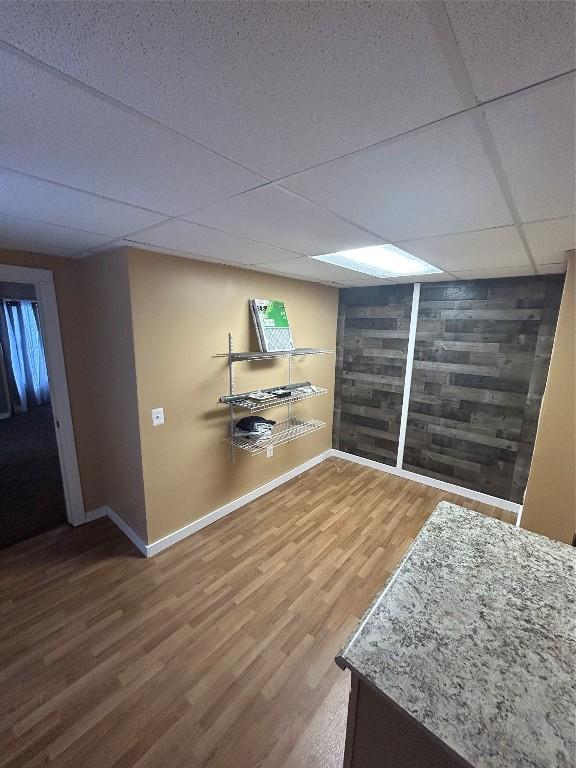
xmin=343 ymin=674 xmax=472 ymax=768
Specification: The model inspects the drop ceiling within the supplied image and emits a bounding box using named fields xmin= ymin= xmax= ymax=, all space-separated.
xmin=0 ymin=1 xmax=574 ymax=286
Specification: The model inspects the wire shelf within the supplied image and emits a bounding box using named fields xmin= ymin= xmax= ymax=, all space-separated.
xmin=221 ymin=386 xmax=327 ymax=413
xmin=226 ymin=417 xmax=326 ymax=454
xmin=216 ymin=348 xmax=333 ymax=362
xmin=221 ymin=332 xmax=331 ymax=461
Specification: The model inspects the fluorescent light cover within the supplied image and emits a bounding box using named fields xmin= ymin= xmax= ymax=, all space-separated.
xmin=311 ymin=244 xmax=442 ymax=278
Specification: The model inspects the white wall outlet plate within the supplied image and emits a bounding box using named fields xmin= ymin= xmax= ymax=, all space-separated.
xmin=151 ymin=407 xmax=164 ymax=426
xmin=266 ymin=445 xmax=274 ymax=458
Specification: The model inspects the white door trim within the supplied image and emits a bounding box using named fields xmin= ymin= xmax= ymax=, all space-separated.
xmin=396 ymin=282 xmax=420 ymax=468
xmin=0 ymin=264 xmax=85 ymax=526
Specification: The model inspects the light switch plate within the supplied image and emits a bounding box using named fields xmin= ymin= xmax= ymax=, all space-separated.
xmin=266 ymin=446 xmax=274 ymax=458
xmin=151 ymin=407 xmax=164 ymax=426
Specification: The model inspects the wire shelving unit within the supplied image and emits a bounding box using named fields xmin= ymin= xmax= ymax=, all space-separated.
xmin=218 ymin=333 xmax=333 ymax=460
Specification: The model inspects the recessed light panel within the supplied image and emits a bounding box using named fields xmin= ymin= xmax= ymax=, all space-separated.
xmin=311 ymin=244 xmax=442 ymax=278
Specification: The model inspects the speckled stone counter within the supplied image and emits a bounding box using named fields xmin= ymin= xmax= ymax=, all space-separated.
xmin=337 ymin=501 xmax=576 ymax=768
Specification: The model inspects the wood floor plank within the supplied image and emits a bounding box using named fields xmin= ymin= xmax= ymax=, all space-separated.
xmin=0 ymin=458 xmax=515 ymax=768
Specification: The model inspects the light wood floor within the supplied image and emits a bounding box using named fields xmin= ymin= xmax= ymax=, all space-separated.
xmin=0 ymin=458 xmax=515 ymax=768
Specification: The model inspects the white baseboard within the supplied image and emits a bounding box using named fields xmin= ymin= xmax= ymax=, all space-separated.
xmin=94 ymin=452 xmax=330 ymax=557
xmin=84 ymin=504 xmax=148 ymax=555
xmin=90 ymin=447 xmax=520 ymax=558
xmin=84 ymin=506 xmax=108 ymax=523
xmin=106 ymin=506 xmax=149 ymax=556
xmin=327 ymin=449 xmax=521 ymax=515
xmin=145 ymin=451 xmax=330 ymax=557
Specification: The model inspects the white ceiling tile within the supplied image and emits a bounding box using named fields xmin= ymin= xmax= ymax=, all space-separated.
xmin=331 ymin=273 xmax=457 ymax=286
xmin=485 ymin=78 xmax=576 ymax=223
xmin=0 ymin=168 xmax=166 ymax=236
xmin=0 ymin=2 xmax=465 ymax=178
xmin=397 ymin=227 xmax=529 ymax=272
xmin=336 ymin=277 xmax=399 ymax=286
xmin=125 ymin=219 xmax=299 ymax=265
xmin=247 ymin=264 xmax=326 ymax=285
xmin=282 ymin=115 xmax=513 ymax=241
xmin=187 ymin=186 xmax=381 ymax=256
xmin=0 ymin=49 xmax=262 ymax=216
xmin=254 ymin=256 xmax=388 ymax=285
xmin=446 ymin=1 xmax=576 ymax=101
xmin=390 ymin=272 xmax=458 ymax=284
xmin=330 ymin=278 xmax=392 ymax=288
xmin=535 ymin=262 xmax=568 ymax=275
xmin=523 ymin=217 xmax=575 ymax=264
xmin=449 ymin=266 xmax=536 ymax=280
xmin=0 ymin=212 xmax=112 ymax=256
xmin=121 ymin=240 xmax=224 ymax=267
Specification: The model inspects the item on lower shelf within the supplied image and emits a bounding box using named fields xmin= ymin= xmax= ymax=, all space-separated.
xmin=233 ymin=429 xmax=271 ymax=442
xmin=229 ymin=417 xmax=327 ymax=454
xmin=234 ymin=416 xmax=276 ymax=440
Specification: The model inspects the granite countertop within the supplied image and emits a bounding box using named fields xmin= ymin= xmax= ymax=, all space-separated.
xmin=336 ymin=501 xmax=576 ymax=768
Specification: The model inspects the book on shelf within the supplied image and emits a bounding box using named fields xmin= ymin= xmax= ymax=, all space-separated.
xmin=249 ymin=299 xmax=294 ymax=352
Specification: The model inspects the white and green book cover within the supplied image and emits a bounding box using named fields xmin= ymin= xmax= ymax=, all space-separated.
xmin=249 ymin=299 xmax=294 ymax=352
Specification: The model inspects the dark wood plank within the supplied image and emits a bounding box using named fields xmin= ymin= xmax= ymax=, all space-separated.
xmin=334 ymin=276 xmax=564 ymax=502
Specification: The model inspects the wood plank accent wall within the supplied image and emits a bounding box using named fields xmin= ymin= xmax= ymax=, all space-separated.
xmin=334 ymin=276 xmax=564 ymax=502
xmin=333 ymin=285 xmax=414 ymax=465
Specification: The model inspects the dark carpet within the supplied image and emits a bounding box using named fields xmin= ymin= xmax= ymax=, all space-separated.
xmin=0 ymin=404 xmax=67 ymax=549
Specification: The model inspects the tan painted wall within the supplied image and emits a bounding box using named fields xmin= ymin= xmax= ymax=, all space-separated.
xmin=0 ymin=246 xmax=337 ymax=545
xmin=521 ymin=253 xmax=575 ymax=544
xmin=80 ymin=249 xmax=147 ymax=540
xmin=0 ymin=248 xmax=147 ymax=539
xmin=8 ymin=241 xmax=571 ymax=547
xmin=127 ymin=248 xmax=339 ymax=543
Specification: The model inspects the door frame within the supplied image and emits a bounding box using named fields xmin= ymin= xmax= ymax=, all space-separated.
xmin=0 ymin=264 xmax=85 ymax=526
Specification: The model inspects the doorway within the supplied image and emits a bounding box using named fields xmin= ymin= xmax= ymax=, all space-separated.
xmin=0 ymin=264 xmax=85 ymax=545
xmin=0 ymin=281 xmax=68 ymax=547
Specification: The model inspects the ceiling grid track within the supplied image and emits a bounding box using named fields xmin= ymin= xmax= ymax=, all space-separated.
xmin=0 ymin=39 xmax=271 ymax=183
xmin=273 ymin=68 xmax=575 ymax=187
xmin=0 ymin=4 xmax=573 ymax=277
xmin=1 ymin=34 xmax=573 ymax=200
xmin=422 ymin=1 xmax=539 ymax=274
